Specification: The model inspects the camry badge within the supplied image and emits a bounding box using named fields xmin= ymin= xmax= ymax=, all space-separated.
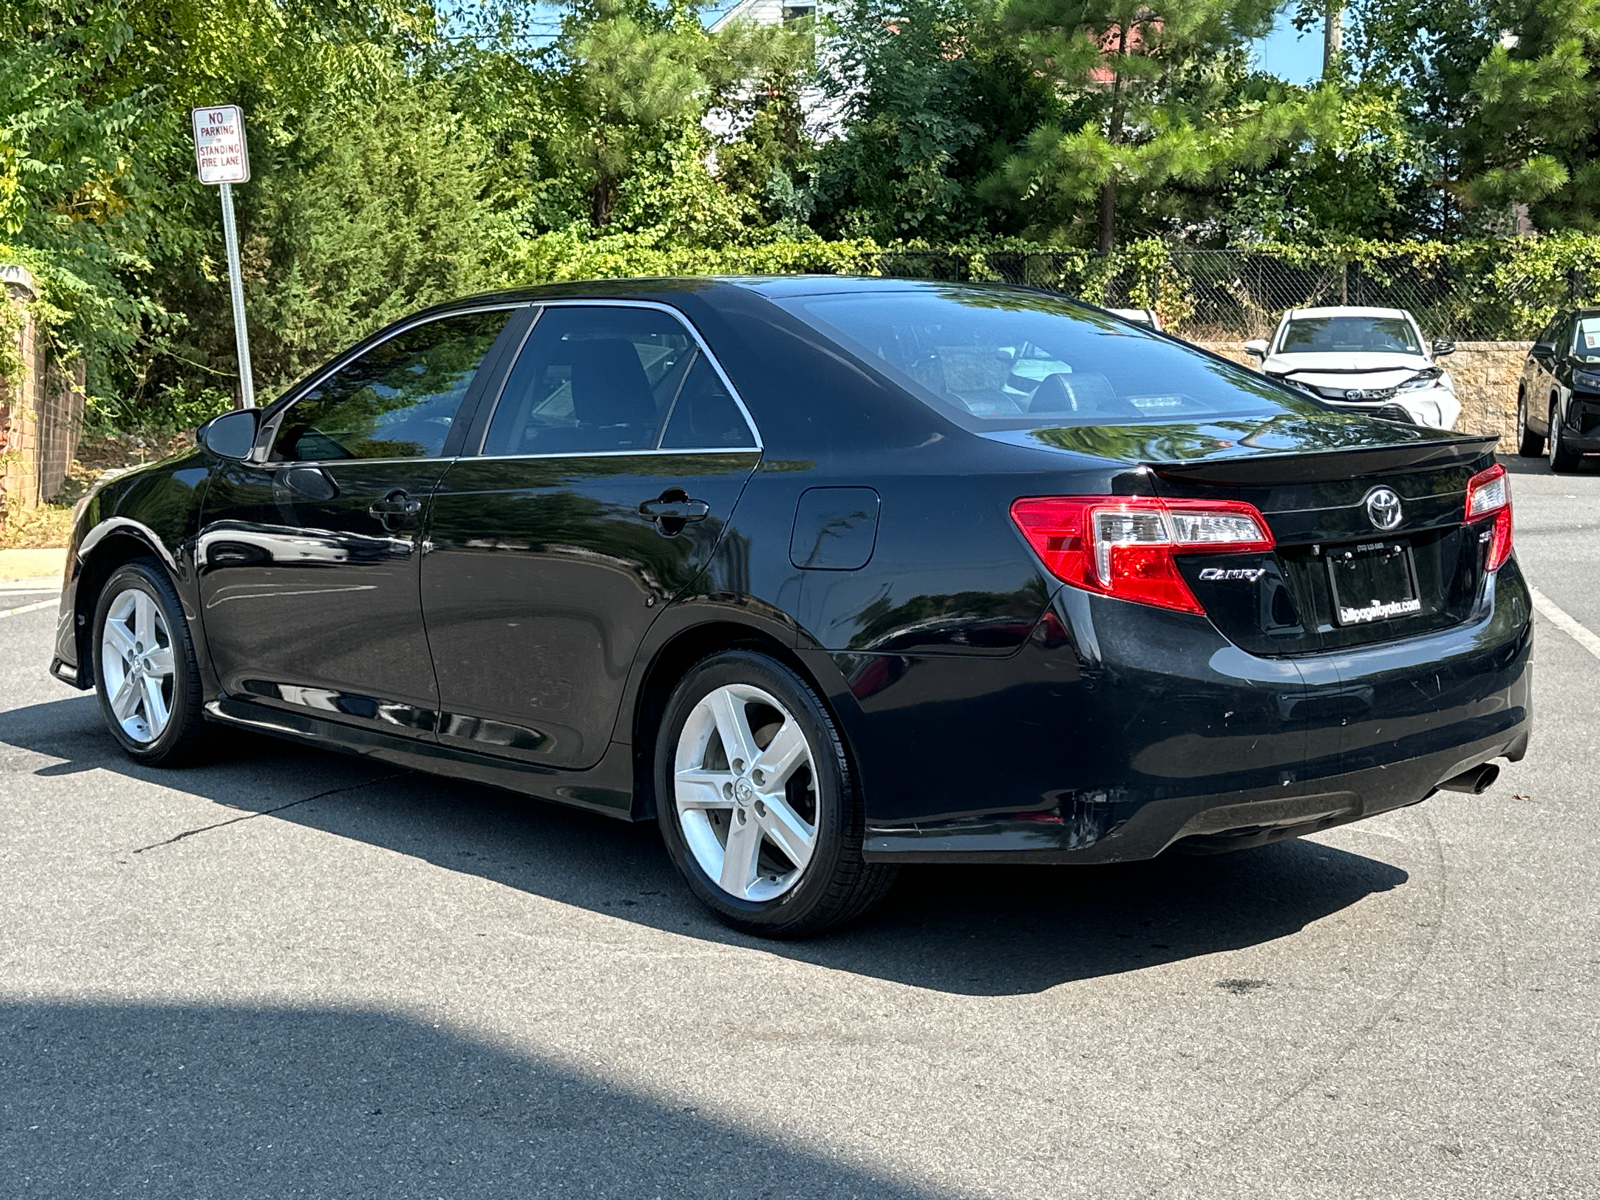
xmin=1365 ymin=487 xmax=1403 ymax=531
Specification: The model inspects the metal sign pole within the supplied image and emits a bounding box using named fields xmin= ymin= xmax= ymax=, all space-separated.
xmin=218 ymin=181 xmax=255 ymax=409
xmin=192 ymin=104 xmax=254 ymax=410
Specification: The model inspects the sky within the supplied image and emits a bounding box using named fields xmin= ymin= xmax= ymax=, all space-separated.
xmin=487 ymin=2 xmax=1338 ymax=86
xmin=1253 ymin=10 xmax=1329 ymax=85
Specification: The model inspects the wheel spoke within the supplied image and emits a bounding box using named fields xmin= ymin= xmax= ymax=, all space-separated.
xmin=752 ymin=721 xmax=807 ymax=788
xmin=109 ymin=672 xmax=140 ymax=720
xmin=756 ymin=791 xmax=815 ymax=871
xmin=719 ymin=812 xmax=763 ymax=895
xmin=144 ymin=646 xmax=175 ymax=678
xmin=708 ymin=688 xmax=758 ymax=770
xmin=141 ymin=674 xmax=169 ymax=732
xmin=102 ymin=619 xmax=136 ymax=661
xmin=676 ymin=768 xmax=735 ymax=810
xmin=133 ymin=593 xmax=155 ymax=648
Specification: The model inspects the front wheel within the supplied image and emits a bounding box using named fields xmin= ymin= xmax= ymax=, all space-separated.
xmin=1550 ymin=400 xmax=1580 ymax=472
xmin=1516 ymin=392 xmax=1544 ymax=457
xmin=93 ymin=560 xmax=210 ymax=765
xmin=655 ymin=650 xmax=896 ymax=937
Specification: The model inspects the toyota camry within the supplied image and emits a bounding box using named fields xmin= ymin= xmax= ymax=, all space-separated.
xmin=51 ymin=278 xmax=1533 ymax=936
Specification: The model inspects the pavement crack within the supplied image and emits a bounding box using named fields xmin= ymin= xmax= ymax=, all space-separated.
xmin=129 ymin=772 xmax=407 ymax=855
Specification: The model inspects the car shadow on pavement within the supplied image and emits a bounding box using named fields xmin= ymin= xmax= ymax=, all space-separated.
xmin=2 ymin=695 xmax=1407 ymax=997
xmin=0 ymin=999 xmax=936 ymax=1199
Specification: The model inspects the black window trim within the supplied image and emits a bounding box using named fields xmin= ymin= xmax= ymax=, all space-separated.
xmin=252 ymin=303 xmax=528 ymax=467
xmin=469 ymin=298 xmax=764 ymax=460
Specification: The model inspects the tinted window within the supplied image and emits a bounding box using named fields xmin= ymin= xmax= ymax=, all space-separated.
xmin=660 ymin=358 xmax=756 ymax=449
xmin=273 ymin=310 xmax=511 ymax=461
xmin=483 ymin=306 xmax=750 ymax=455
xmin=774 ymin=286 xmax=1318 ymax=430
xmin=1280 ymin=316 xmax=1421 ymax=354
xmin=1575 ymin=316 xmax=1600 ymax=358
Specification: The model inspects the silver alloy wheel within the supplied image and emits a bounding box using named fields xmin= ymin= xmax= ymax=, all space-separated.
xmin=1517 ymin=395 xmax=1526 ymax=442
xmin=100 ymin=587 xmax=176 ymax=744
xmin=673 ymin=683 xmax=819 ymax=902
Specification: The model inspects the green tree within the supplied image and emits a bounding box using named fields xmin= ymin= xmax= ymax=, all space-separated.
xmin=1465 ymin=0 xmax=1600 ymax=231
xmin=242 ymin=84 xmax=520 ymax=391
xmin=811 ymin=0 xmax=1056 ymax=241
xmin=1345 ymin=0 xmax=1498 ymax=236
xmin=996 ymin=0 xmax=1337 ymax=251
xmin=545 ymin=0 xmax=807 ymax=229
xmin=0 ymin=0 xmax=423 ymax=421
xmin=1215 ymin=79 xmax=1435 ymax=241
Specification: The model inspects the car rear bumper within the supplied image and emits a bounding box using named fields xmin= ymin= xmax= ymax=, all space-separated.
xmin=848 ymin=561 xmax=1533 ymax=864
xmin=1563 ymin=392 xmax=1600 ymax=446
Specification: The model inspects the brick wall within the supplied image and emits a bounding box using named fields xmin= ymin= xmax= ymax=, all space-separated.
xmin=0 ymin=265 xmax=85 ymax=510
xmin=1197 ymin=339 xmax=1527 ymax=448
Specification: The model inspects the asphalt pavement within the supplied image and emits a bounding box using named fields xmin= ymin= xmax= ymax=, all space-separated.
xmin=1 ymin=454 xmax=1597 ymax=1199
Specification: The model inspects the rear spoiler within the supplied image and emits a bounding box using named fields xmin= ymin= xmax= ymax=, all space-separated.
xmin=1146 ymin=435 xmax=1498 ymax=486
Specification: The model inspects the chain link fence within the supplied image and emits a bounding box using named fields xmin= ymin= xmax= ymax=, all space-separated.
xmin=877 ymin=248 xmax=1596 ymax=342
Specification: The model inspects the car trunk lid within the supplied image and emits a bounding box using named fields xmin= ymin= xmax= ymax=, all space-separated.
xmin=1140 ymin=427 xmax=1498 ymax=655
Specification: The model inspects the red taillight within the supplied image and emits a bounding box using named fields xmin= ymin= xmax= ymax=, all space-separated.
xmin=1009 ymin=495 xmax=1276 ymax=614
xmin=1464 ymin=463 xmax=1513 ymax=571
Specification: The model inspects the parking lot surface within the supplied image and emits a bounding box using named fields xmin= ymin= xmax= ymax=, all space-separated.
xmin=1 ymin=455 xmax=1597 ymax=1199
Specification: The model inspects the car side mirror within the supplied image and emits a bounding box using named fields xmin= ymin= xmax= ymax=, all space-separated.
xmin=1243 ymin=339 xmax=1269 ymax=360
xmin=1532 ymin=340 xmax=1556 ymax=356
xmin=1430 ymin=339 xmax=1456 ymax=357
xmin=197 ymin=409 xmax=259 ymax=460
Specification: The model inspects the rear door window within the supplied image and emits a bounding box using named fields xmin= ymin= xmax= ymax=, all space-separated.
xmin=482 ymin=306 xmax=754 ymax=455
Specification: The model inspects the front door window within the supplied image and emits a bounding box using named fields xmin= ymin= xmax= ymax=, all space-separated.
xmin=274 ymin=309 xmax=511 ymax=462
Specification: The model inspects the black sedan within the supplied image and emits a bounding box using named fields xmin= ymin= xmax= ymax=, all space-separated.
xmin=1516 ymin=306 xmax=1600 ymax=470
xmin=52 ymin=279 xmax=1533 ymax=936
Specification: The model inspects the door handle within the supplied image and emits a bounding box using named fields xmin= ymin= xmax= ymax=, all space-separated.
xmin=639 ymin=499 xmax=710 ymax=523
xmin=369 ymin=490 xmax=423 ymax=526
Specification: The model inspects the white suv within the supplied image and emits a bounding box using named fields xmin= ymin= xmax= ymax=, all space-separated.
xmin=1244 ymin=306 xmax=1460 ymax=430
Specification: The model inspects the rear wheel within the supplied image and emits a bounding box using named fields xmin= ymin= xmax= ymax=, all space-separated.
xmin=93 ymin=560 xmax=209 ymax=765
xmin=1549 ymin=399 xmax=1580 ymax=472
xmin=655 ymin=650 xmax=895 ymax=937
xmin=1516 ymin=391 xmax=1544 ymax=456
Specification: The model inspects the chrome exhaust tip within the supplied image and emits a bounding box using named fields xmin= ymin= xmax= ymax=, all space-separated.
xmin=1437 ymin=763 xmax=1500 ymax=795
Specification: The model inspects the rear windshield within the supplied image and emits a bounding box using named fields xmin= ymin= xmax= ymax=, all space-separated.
xmin=772 ymin=286 xmax=1318 ymax=430
xmin=1280 ymin=316 xmax=1421 ymax=355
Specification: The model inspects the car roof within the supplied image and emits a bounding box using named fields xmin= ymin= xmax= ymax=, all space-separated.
xmin=407 ymin=275 xmax=1079 ymax=324
xmin=422 ymin=275 xmax=991 ymax=309
xmin=1284 ymin=306 xmax=1416 ymax=321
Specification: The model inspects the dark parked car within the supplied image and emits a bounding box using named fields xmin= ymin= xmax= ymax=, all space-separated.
xmin=53 ymin=279 xmax=1533 ymax=936
xmin=1516 ymin=306 xmax=1600 ymax=470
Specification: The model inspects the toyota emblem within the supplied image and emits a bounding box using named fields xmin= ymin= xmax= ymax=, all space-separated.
xmin=1365 ymin=487 xmax=1403 ymax=531
xmin=1345 ymin=388 xmax=1365 ymax=400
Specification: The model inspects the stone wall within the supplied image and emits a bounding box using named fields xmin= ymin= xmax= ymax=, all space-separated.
xmin=1449 ymin=342 xmax=1529 ymax=446
xmin=1197 ymin=339 xmax=1527 ymax=447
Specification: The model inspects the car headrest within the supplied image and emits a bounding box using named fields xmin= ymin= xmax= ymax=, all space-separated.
xmin=567 ymin=339 xmax=656 ymax=429
xmin=1029 ymin=372 xmax=1120 ymax=414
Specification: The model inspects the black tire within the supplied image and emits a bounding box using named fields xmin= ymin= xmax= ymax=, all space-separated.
xmin=654 ymin=649 xmax=896 ymax=937
xmin=1549 ymin=399 xmax=1580 ymax=472
xmin=1516 ymin=391 xmax=1544 ymax=457
xmin=92 ymin=559 xmax=210 ymax=766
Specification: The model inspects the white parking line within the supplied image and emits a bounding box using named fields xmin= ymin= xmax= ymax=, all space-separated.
xmin=1528 ymin=584 xmax=1600 ymax=662
xmin=0 ymin=599 xmax=57 ymax=620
